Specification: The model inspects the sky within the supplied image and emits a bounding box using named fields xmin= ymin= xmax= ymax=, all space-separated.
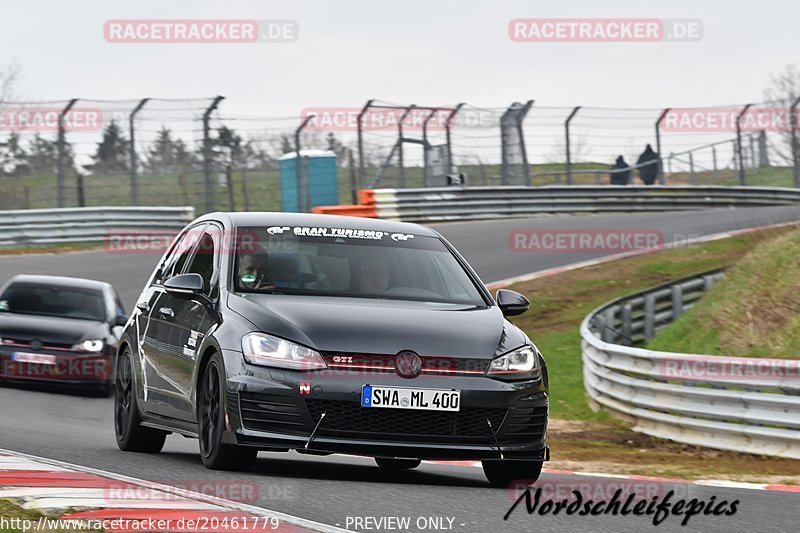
xmin=1 ymin=0 xmax=798 ymax=168
xmin=2 ymin=0 xmax=797 ymax=113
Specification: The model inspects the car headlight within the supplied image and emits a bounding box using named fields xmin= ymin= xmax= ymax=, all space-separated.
xmin=486 ymin=345 xmax=540 ymax=381
xmin=241 ymin=332 xmax=327 ymax=370
xmin=75 ymin=339 xmax=104 ymax=352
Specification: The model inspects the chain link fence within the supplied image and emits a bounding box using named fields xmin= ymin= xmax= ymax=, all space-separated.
xmin=1 ymin=97 xmax=798 ymax=214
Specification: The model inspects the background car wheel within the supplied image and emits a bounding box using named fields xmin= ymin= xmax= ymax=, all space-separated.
xmin=375 ymin=457 xmax=421 ymax=470
xmin=114 ymin=348 xmax=167 ymax=453
xmin=482 ymin=459 xmax=543 ymax=487
xmin=198 ymin=352 xmax=257 ymax=471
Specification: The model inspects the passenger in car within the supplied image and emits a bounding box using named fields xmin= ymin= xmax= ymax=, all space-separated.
xmin=237 ymin=252 xmax=274 ymax=291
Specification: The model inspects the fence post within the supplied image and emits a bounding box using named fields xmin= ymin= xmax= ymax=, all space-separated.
xmin=671 ymin=285 xmax=684 ymax=320
xmin=791 ymin=97 xmax=800 ymax=188
xmin=357 ymin=99 xmax=374 ymax=191
xmin=688 ymin=152 xmax=695 ymax=185
xmin=621 ymin=303 xmax=632 ymax=345
xmin=422 ymin=109 xmax=438 ymax=187
xmin=397 ymin=105 xmax=415 ymax=188
xmin=644 ymin=293 xmax=655 ymax=342
xmin=445 ymin=103 xmax=464 ymax=175
xmin=295 ymin=114 xmax=315 ymax=212
xmin=518 ymin=100 xmax=534 ymax=186
xmin=57 ymin=99 xmax=78 ymax=208
xmin=736 ymin=103 xmax=753 ymax=186
xmin=129 ymin=98 xmax=150 ymax=207
xmin=202 ymin=96 xmax=224 ymax=214
xmin=655 ymin=108 xmax=670 ymax=185
xmin=712 ymin=145 xmax=718 ymax=181
xmin=565 ymin=106 xmax=581 ymax=185
xmin=500 ymin=100 xmax=533 ymax=185
xmin=758 ymin=130 xmax=769 ymax=167
xmin=602 ymin=307 xmax=616 ymax=343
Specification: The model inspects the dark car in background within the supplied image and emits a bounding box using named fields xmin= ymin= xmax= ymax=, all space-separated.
xmin=0 ymin=275 xmax=127 ymax=395
xmin=114 ymin=213 xmax=549 ymax=486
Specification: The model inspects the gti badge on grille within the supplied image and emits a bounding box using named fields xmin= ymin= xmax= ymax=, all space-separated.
xmin=395 ymin=350 xmax=422 ymax=378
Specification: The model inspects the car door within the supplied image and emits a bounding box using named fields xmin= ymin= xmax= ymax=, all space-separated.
xmin=154 ymin=224 xmax=220 ymax=422
xmin=136 ymin=225 xmax=203 ymax=415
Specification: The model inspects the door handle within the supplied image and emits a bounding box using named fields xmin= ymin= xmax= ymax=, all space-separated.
xmin=159 ymin=307 xmax=174 ymax=319
xmin=137 ymin=301 xmax=150 ymax=312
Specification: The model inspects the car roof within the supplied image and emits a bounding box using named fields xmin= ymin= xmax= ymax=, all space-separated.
xmin=3 ymin=274 xmax=111 ymax=292
xmin=195 ymin=212 xmax=440 ymax=237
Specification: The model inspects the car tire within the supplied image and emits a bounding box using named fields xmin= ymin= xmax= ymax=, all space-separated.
xmin=114 ymin=347 xmax=167 ymax=453
xmin=198 ymin=352 xmax=257 ymax=471
xmin=375 ymin=457 xmax=421 ymax=470
xmin=482 ymin=459 xmax=543 ymax=488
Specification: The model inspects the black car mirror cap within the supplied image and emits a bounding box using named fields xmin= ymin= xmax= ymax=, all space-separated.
xmin=163 ymin=273 xmax=211 ymax=304
xmin=496 ymin=289 xmax=529 ymax=317
xmin=113 ymin=314 xmax=128 ymax=327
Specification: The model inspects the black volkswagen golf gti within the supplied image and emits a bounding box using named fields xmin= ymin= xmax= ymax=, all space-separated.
xmin=115 ymin=212 xmax=549 ymax=486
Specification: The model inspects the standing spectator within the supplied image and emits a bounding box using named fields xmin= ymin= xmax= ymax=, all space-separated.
xmin=609 ymin=155 xmax=631 ymax=185
xmin=636 ymin=144 xmax=659 ymax=185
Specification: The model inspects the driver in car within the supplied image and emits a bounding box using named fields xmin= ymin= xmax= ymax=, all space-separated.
xmin=237 ymin=251 xmax=274 ymax=291
xmin=354 ymin=255 xmax=390 ymax=294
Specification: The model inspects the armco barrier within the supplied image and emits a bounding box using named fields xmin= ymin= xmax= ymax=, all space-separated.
xmin=314 ymin=185 xmax=800 ymax=222
xmin=0 ymin=206 xmax=195 ymax=248
xmin=582 ymin=270 xmax=800 ymax=459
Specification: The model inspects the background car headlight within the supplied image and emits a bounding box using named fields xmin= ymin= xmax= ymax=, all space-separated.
xmin=486 ymin=346 xmax=540 ymax=381
xmin=242 ymin=332 xmax=327 ymax=370
xmin=75 ymin=339 xmax=104 ymax=352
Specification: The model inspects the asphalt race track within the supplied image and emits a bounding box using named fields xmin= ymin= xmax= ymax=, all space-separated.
xmin=2 ymin=206 xmax=800 ymax=532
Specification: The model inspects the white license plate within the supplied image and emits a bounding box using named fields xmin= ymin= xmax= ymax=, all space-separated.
xmin=361 ymin=385 xmax=461 ymax=412
xmin=12 ymin=352 xmax=56 ymax=365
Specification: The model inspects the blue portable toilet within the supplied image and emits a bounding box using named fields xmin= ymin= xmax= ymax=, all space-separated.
xmin=279 ymin=150 xmax=338 ymax=212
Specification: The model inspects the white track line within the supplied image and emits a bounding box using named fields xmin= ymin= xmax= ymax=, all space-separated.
xmin=0 ymin=448 xmax=354 ymax=533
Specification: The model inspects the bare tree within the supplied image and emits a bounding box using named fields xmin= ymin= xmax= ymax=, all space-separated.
xmin=0 ymin=60 xmax=21 ymax=105
xmin=763 ymin=63 xmax=800 ymax=165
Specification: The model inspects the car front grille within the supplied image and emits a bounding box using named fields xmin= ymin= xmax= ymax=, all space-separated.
xmin=305 ymin=399 xmax=506 ymax=443
xmin=0 ymin=338 xmax=75 ymax=351
xmin=321 ymin=352 xmax=489 ymax=376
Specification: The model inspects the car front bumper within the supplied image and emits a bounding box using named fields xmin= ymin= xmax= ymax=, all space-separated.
xmin=220 ymin=349 xmax=549 ymax=461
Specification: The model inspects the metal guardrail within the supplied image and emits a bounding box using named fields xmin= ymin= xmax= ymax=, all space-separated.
xmin=363 ymin=185 xmax=800 ymax=222
xmin=581 ymin=270 xmax=800 ymax=459
xmin=0 ymin=206 xmax=195 ymax=248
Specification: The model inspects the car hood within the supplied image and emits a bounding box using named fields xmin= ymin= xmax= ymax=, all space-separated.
xmin=0 ymin=313 xmax=108 ymax=345
xmin=227 ymin=294 xmax=527 ymax=358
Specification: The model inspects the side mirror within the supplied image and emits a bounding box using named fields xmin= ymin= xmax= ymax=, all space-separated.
xmin=164 ymin=273 xmax=205 ymax=299
xmin=496 ymin=289 xmax=529 ymax=317
xmin=113 ymin=314 xmax=128 ymax=327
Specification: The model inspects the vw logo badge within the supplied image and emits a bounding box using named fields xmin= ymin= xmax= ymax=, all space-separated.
xmin=30 ymin=340 xmax=42 ymax=351
xmin=395 ymin=351 xmax=422 ymax=378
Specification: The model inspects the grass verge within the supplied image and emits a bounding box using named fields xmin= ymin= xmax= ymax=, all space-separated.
xmin=647 ymin=228 xmax=800 ymax=357
xmin=0 ymin=499 xmax=101 ymax=532
xmin=504 ymin=225 xmax=800 ymax=482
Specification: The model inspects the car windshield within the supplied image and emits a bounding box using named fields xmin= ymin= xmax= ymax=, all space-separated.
xmin=232 ymin=226 xmax=487 ymax=306
xmin=0 ymin=283 xmax=107 ymax=322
